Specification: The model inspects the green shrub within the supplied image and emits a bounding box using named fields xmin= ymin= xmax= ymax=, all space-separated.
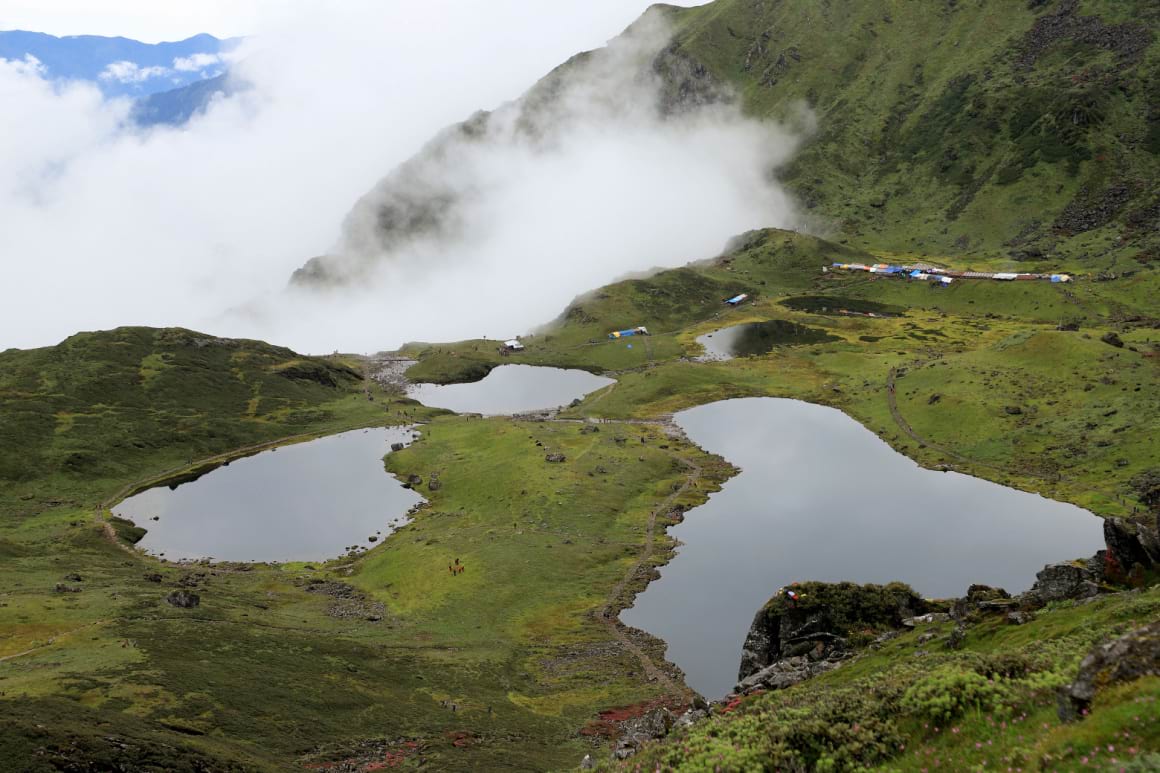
xmin=901 ymin=666 xmax=1008 ymax=724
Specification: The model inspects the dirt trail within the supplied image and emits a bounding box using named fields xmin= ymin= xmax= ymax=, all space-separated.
xmin=597 ymin=446 xmax=702 ymax=699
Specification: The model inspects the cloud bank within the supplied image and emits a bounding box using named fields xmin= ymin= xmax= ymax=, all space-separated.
xmin=1 ymin=0 xmax=804 ymax=355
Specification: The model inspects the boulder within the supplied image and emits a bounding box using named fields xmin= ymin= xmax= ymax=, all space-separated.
xmin=612 ymin=708 xmax=674 ymax=760
xmin=407 ymin=474 xmax=423 ymax=487
xmin=63 ymin=573 xmax=83 ymax=582
xmin=545 ymin=453 xmax=566 ymax=463
xmin=166 ymin=590 xmax=201 ymax=608
xmin=1100 ymin=331 xmax=1124 ymax=348
xmin=673 ymin=708 xmax=709 ymax=730
xmin=1058 ymin=621 xmax=1160 ymax=722
xmin=1032 ymin=562 xmax=1100 ymax=602
xmin=390 ymin=442 xmax=406 ymax=452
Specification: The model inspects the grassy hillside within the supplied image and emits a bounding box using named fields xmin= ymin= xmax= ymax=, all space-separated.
xmin=405 ymin=227 xmax=1159 ymax=516
xmin=0 ymin=328 xmax=739 ymax=770
xmin=669 ymin=0 xmax=1159 ymax=269
xmin=0 ymin=327 xmax=373 ymax=484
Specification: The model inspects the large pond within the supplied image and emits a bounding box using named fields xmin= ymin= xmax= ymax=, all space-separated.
xmin=620 ymin=398 xmax=1101 ymax=699
xmin=113 ymin=427 xmax=421 ymax=563
xmin=408 ymin=364 xmax=614 ymax=415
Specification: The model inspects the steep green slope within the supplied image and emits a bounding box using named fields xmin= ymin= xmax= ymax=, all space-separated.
xmin=669 ymin=0 xmax=1159 ymax=267
xmin=297 ymin=0 xmax=1157 ymax=287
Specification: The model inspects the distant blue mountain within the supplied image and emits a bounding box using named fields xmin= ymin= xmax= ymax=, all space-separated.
xmin=0 ymin=30 xmax=240 ymax=99
xmin=132 ymin=73 xmax=240 ymax=127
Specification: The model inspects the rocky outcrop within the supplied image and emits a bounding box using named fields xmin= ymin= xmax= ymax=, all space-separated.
xmin=613 ymin=708 xmax=674 ymax=760
xmin=1032 ymin=562 xmax=1101 ymax=602
xmin=1021 ymin=514 xmax=1159 ymax=604
xmin=1103 ymin=517 xmax=1157 ymax=581
xmin=736 ymin=654 xmax=842 ymax=694
xmin=737 ymin=581 xmax=926 ymax=691
xmin=166 ymin=590 xmax=200 ymax=608
xmin=1058 ymin=621 xmax=1160 ymax=722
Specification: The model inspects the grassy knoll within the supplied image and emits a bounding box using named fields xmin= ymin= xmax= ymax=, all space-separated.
xmin=0 ymin=327 xmax=737 ymax=770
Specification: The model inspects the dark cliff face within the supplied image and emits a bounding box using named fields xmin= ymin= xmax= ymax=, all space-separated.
xmin=737 ymin=581 xmax=928 ymax=682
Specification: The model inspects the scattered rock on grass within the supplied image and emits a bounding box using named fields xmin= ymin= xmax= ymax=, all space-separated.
xmin=1058 ymin=621 xmax=1160 ymax=722
xmin=166 ymin=590 xmax=200 ymax=608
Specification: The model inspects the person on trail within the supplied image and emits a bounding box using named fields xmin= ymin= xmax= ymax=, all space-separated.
xmin=448 ymin=564 xmax=454 ymax=575
xmin=454 ymin=558 xmax=460 ymax=566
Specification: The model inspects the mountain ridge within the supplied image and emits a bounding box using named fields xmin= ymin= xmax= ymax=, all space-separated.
xmin=294 ymin=0 xmax=1157 ymax=288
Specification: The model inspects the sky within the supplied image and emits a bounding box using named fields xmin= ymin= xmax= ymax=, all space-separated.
xmin=1 ymin=0 xmax=267 ymax=41
xmin=0 ymin=0 xmax=807 ymax=355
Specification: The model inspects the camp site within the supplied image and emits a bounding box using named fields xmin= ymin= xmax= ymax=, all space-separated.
xmin=831 ymin=262 xmax=1072 ymax=283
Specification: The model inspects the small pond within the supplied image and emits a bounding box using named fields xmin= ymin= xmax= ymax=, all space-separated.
xmin=696 ymin=320 xmax=837 ymax=361
xmin=408 ymin=364 xmax=614 ymax=415
xmin=113 ymin=427 xmax=421 ymax=562
xmin=620 ymin=398 xmax=1101 ymax=699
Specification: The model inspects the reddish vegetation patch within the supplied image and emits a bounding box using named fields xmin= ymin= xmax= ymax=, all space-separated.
xmin=446 ymin=731 xmax=477 ymax=748
xmin=719 ymin=696 xmax=742 ymax=714
xmin=580 ymin=697 xmax=689 ymax=739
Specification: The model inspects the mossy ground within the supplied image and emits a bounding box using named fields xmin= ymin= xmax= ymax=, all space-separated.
xmin=0 ymin=330 xmax=734 ymax=770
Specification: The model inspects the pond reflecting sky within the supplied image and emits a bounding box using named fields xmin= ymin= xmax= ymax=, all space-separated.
xmin=621 ymin=398 xmax=1101 ymax=698
xmin=408 ymin=364 xmax=613 ymax=415
xmin=114 ymin=427 xmax=420 ymax=562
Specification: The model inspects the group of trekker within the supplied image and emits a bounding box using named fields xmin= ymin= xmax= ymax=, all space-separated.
xmin=448 ymin=557 xmax=466 ymax=576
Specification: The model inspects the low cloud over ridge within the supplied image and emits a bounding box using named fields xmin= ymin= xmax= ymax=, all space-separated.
xmin=1 ymin=0 xmax=804 ymax=355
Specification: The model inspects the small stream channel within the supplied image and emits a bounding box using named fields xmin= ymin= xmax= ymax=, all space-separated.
xmin=620 ymin=398 xmax=1102 ymax=699
xmin=113 ymin=427 xmax=422 ymax=563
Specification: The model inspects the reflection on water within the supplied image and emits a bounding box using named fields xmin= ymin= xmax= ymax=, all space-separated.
xmin=697 ymin=320 xmax=837 ymax=361
xmin=621 ymin=398 xmax=1101 ymax=698
xmin=114 ymin=427 xmax=421 ymax=562
xmin=408 ymin=364 xmax=614 ymax=415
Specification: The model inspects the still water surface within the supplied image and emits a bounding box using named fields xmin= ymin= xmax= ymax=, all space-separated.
xmin=408 ymin=364 xmax=614 ymax=415
xmin=621 ymin=398 xmax=1101 ymax=698
xmin=114 ymin=427 xmax=421 ymax=562
xmin=696 ymin=321 xmax=836 ymax=361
